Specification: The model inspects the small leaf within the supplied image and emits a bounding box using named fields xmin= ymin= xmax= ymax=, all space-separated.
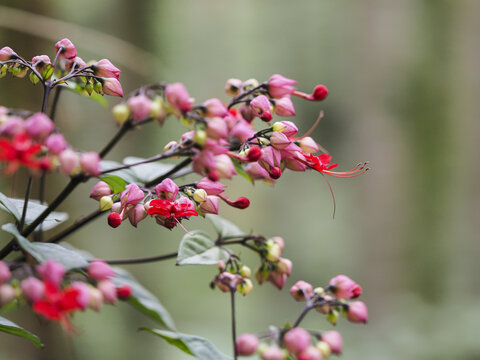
xmin=100 ymin=160 xmax=138 ymax=184
xmin=206 ymin=215 xmax=245 ymax=238
xmin=61 ymin=82 xmax=108 ymax=107
xmin=0 ymin=316 xmax=43 ymax=348
xmin=99 ymin=175 xmax=127 ymax=193
xmin=0 ymin=192 xmax=21 ymax=220
xmin=123 ymin=157 xmax=175 ymax=184
xmin=177 ymin=230 xmax=229 ymax=266
xmin=2 ymin=224 xmax=88 ymax=270
xmin=232 ymin=159 xmax=254 ymax=184
xmin=140 ymin=328 xmax=232 ymax=360
xmin=112 ymin=268 xmax=176 ymax=330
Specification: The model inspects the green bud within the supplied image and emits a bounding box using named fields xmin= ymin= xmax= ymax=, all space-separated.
xmin=316 ymin=341 xmax=332 ymax=358
xmin=99 ymin=196 xmax=114 ymax=211
xmin=239 ymin=266 xmax=251 ymax=278
xmin=94 ymin=80 xmax=103 ymax=94
xmin=112 ymin=103 xmax=130 ymax=125
xmin=236 ymin=278 xmax=253 ymax=296
xmin=151 ymin=97 xmax=167 ymax=122
xmin=85 ymin=82 xmax=94 ymax=96
xmin=326 ymin=310 xmax=339 ymax=326
xmin=243 ymin=78 xmax=259 ymax=91
xmin=193 ymin=188 xmax=207 ymax=203
xmin=194 ymin=130 xmax=207 ymax=147
xmin=272 ymin=122 xmax=286 ymax=132
xmin=266 ymin=243 xmax=281 ymax=261
xmin=0 ymin=65 xmax=8 ymax=78
xmin=314 ymin=287 xmax=325 ymax=296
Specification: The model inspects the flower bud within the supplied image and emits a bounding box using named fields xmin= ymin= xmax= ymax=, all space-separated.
xmin=326 ymin=310 xmax=339 ymax=326
xmin=37 ymin=260 xmax=65 ymax=286
xmin=101 ymin=78 xmax=124 ymax=97
xmin=299 ymin=137 xmax=319 ymax=154
xmin=269 ymin=167 xmax=282 ymax=179
xmin=90 ymin=181 xmax=112 ymax=201
xmin=321 ymin=331 xmax=343 ymax=354
xmin=20 ymin=277 xmax=44 ymax=302
xmin=194 ymin=129 xmax=207 ymax=147
xmin=0 ymin=261 xmax=11 ymax=283
xmin=215 ymin=154 xmax=236 ymax=179
xmin=215 ymin=272 xmax=237 ymax=292
xmin=268 ymin=74 xmax=297 ymax=98
xmin=239 ymin=266 xmax=251 ymax=278
xmin=284 ymin=327 xmax=311 ymax=355
xmin=88 ymin=287 xmax=104 ymax=311
xmin=0 ymin=284 xmax=15 ymax=307
xmin=217 ymin=260 xmax=226 ymax=271
xmin=277 ymin=257 xmax=292 ymax=276
xmin=243 ymin=78 xmax=259 ymax=90
xmin=199 ymin=195 xmax=219 ymax=214
xmin=151 ymin=97 xmax=167 ymax=124
xmin=116 ymin=285 xmax=132 ymax=299
xmin=0 ymin=116 xmax=25 ymax=136
xmin=225 ymin=78 xmax=243 ymax=97
xmin=268 ymin=271 xmax=287 ymax=290
xmin=121 ymin=183 xmax=145 ymax=207
xmin=203 ymin=98 xmax=228 ymax=118
xmin=206 ymin=117 xmax=228 ymax=140
xmin=59 ymin=149 xmax=80 ymax=175
xmin=289 ymin=280 xmax=313 ymax=301
xmin=128 ymin=204 xmax=147 ymax=227
xmin=230 ymin=197 xmax=250 ymax=209
xmin=92 ymin=59 xmax=121 ymax=79
xmin=297 ymin=346 xmax=323 ymax=360
xmin=236 ymin=278 xmax=253 ymax=296
xmin=80 ymin=152 xmax=101 ymax=176
xmin=112 ymin=103 xmax=131 ymax=125
xmin=328 ymin=275 xmax=362 ymax=299
xmin=107 ymin=212 xmax=122 ymax=228
xmin=65 ymin=56 xmax=87 ymax=71
xmin=315 ymin=342 xmax=331 ymax=358
xmin=155 ymin=178 xmax=179 ymax=201
xmin=266 ymin=242 xmax=281 ymax=262
xmin=193 ymin=189 xmax=207 ymax=203
xmin=31 ymin=55 xmax=51 ymax=73
xmin=312 ymin=85 xmax=328 ymax=101
xmin=246 ymin=162 xmax=269 ymax=180
xmin=260 ymin=346 xmax=287 ymax=360
xmin=250 ymin=95 xmax=272 ymax=122
xmin=99 ymin=196 xmax=113 ymax=211
xmin=196 ymin=177 xmax=226 ymax=195
xmin=128 ymin=95 xmax=152 ymax=122
xmin=246 ymin=146 xmax=262 ymax=162
xmin=240 ymin=104 xmax=255 ymax=122
xmin=97 ymin=280 xmax=117 ymax=304
xmin=274 ymin=96 xmax=296 ymax=117
xmin=88 ymin=259 xmax=114 ymax=281
xmin=346 ymin=301 xmax=368 ymax=323
xmin=70 ymin=281 xmax=91 ymax=309
xmin=45 ymin=133 xmax=67 ymax=155
xmin=235 ymin=333 xmax=259 ymax=356
xmin=315 ymin=295 xmax=334 ymax=314
xmin=55 ymin=38 xmax=77 ymax=59
xmin=0 ymin=46 xmax=17 ymax=61
xmin=25 ymin=113 xmax=54 ymax=138
xmin=165 ymin=82 xmax=194 ymax=113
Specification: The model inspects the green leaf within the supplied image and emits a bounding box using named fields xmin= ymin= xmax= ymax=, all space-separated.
xmin=206 ymin=215 xmax=245 ymax=238
xmin=123 ymin=157 xmax=175 ymax=184
xmin=1 ymin=224 xmax=88 ymax=270
xmin=0 ymin=198 xmax=67 ymax=231
xmin=232 ymin=159 xmax=254 ymax=184
xmin=112 ymin=268 xmax=176 ymax=330
xmin=100 ymin=160 xmax=138 ymax=184
xmin=0 ymin=316 xmax=43 ymax=348
xmin=61 ymin=82 xmax=108 ymax=107
xmin=99 ymin=175 xmax=127 ymax=193
xmin=177 ymin=230 xmax=229 ymax=266
xmin=140 ymin=328 xmax=232 ymax=360
xmin=0 ymin=192 xmax=21 ymax=220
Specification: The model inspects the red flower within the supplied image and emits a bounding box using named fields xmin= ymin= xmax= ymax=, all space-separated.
xmin=33 ymin=281 xmax=82 ymax=331
xmin=147 ymin=198 xmax=198 ymax=229
xmin=0 ymin=133 xmax=48 ymax=173
xmin=301 ymin=153 xmax=368 ymax=178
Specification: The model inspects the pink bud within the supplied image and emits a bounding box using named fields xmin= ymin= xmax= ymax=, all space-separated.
xmin=128 ymin=204 xmax=147 ymax=227
xmin=165 ymin=82 xmax=194 ymax=113
xmin=25 ymin=113 xmax=54 ymax=138
xmin=225 ymin=78 xmax=243 ymax=96
xmin=284 ymin=328 xmax=311 ymax=355
xmin=20 ymin=277 xmax=44 ymax=302
xmin=328 ymin=275 xmax=362 ymax=299
xmin=312 ymin=85 xmax=328 ymax=101
xmin=277 ymin=257 xmax=292 ymax=276
xmin=31 ymin=55 xmax=51 ymax=73
xmin=80 ymin=152 xmax=101 ymax=176
xmin=0 ymin=261 xmax=11 ymax=283
xmin=214 ymin=154 xmax=236 ymax=179
xmin=272 ymin=236 xmax=285 ymax=250
xmin=199 ymin=195 xmax=219 ymax=214
xmin=0 ymin=46 xmax=17 ymax=61
xmin=268 ymin=74 xmax=297 ymax=98
xmin=0 ymin=116 xmax=25 ymax=136
xmin=290 ymin=280 xmax=313 ymax=301
xmin=90 ymin=181 xmax=113 ymax=200
xmin=88 ymin=259 xmax=114 ymax=281
xmin=88 ymin=288 xmax=103 ymax=311
xmin=36 ymin=260 xmax=65 ymax=286
xmin=127 ymin=95 xmax=152 ymax=122
xmin=268 ymin=271 xmax=287 ymax=290
xmin=65 ymin=56 xmax=87 ymax=71
xmin=347 ymin=301 xmax=368 ymax=323
xmin=235 ymin=333 xmax=259 ymax=356
xmin=116 ymin=285 xmax=132 ymax=299
xmin=215 ymin=272 xmax=238 ymax=292
xmin=247 ymin=146 xmax=262 ymax=162
xmin=297 ymin=346 xmax=323 ymax=360
xmin=245 ymin=162 xmax=269 ymax=180
xmin=270 ymin=132 xmax=292 ymax=150
xmin=102 ymin=78 xmax=124 ymax=97
xmin=240 ymin=104 xmax=255 ymax=122
xmin=250 ymin=95 xmax=272 ymax=122
xmin=45 ymin=133 xmax=67 ymax=155
xmin=155 ymin=178 xmax=179 ymax=200
xmin=206 ymin=117 xmax=229 ymax=140
xmin=321 ymin=331 xmax=343 ymax=354
xmin=97 ymin=280 xmax=117 ymax=304
xmin=93 ymin=59 xmax=121 ymax=79
xmin=274 ymin=121 xmax=298 ymax=138
xmin=120 ymin=183 xmax=144 ymax=207
xmin=261 ymin=346 xmax=286 ymax=360
xmin=55 ymin=38 xmax=77 ymax=59
xmin=59 ymin=149 xmax=80 ymax=175
xmin=299 ymin=137 xmax=319 ymax=154
xmin=70 ymin=281 xmax=91 ymax=309
xmin=0 ymin=284 xmax=15 ymax=306
xmin=274 ymin=96 xmax=296 ymax=117
xmin=203 ymin=98 xmax=228 ymax=117
xmin=196 ymin=177 xmax=226 ymax=195
xmin=108 ymin=212 xmax=122 ymax=228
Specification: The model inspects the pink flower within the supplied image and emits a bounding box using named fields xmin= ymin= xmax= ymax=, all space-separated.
xmin=346 ymin=301 xmax=368 ymax=323
xmin=273 ymin=120 xmax=298 ymax=138
xmin=297 ymin=346 xmax=322 ymax=360
xmin=97 ymin=280 xmax=117 ymax=304
xmin=127 ymin=95 xmax=152 ymax=122
xmin=206 ymin=117 xmax=229 ymax=140
xmin=274 ymin=96 xmax=296 ymax=117
xmin=36 ymin=260 xmax=66 ymax=286
xmin=154 ymin=178 xmax=179 ymax=200
xmin=203 ymin=98 xmax=228 ymax=117
xmin=121 ymin=183 xmax=145 ymax=207
xmin=0 ymin=261 xmax=10 ymax=283
xmin=55 ymin=38 xmax=77 ymax=59
xmin=20 ymin=277 xmax=45 ymax=302
xmin=289 ymin=280 xmax=313 ymax=301
xmin=245 ymin=162 xmax=270 ymax=180
xmin=89 ymin=181 xmax=113 ymax=201
xmin=235 ymin=334 xmax=259 ymax=356
xmin=196 ymin=177 xmax=226 ymax=195
xmin=284 ymin=327 xmax=311 ymax=355
xmin=270 ymin=131 xmax=294 ymax=150
xmin=250 ymin=95 xmax=272 ymax=122
xmin=0 ymin=46 xmax=17 ymax=61
xmin=69 ymin=281 xmax=91 ymax=309
xmin=65 ymin=56 xmax=87 ymax=71
xmin=80 ymin=152 xmax=101 ymax=176
xmin=268 ymin=74 xmax=297 ymax=98
xmin=165 ymin=82 xmax=194 ymax=113
xmin=59 ymin=149 xmax=80 ymax=175
xmin=0 ymin=116 xmax=25 ymax=136
xmin=25 ymin=113 xmax=54 ymax=138
xmin=0 ymin=284 xmax=16 ymax=307
xmin=321 ymin=331 xmax=343 ymax=354
xmin=93 ymin=59 xmax=121 ymax=79
xmin=128 ymin=204 xmax=147 ymax=227
xmin=199 ymin=195 xmax=219 ymax=214
xmin=101 ymin=78 xmax=123 ymax=97
xmin=328 ymin=275 xmax=362 ymax=299
xmin=45 ymin=133 xmax=67 ymax=155
xmin=88 ymin=260 xmax=114 ymax=281
xmin=116 ymin=285 xmax=132 ymax=299
xmin=260 ymin=346 xmax=286 ymax=360
xmin=31 ymin=55 xmax=51 ymax=73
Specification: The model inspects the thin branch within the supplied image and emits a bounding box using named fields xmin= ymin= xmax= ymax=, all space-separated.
xmin=18 ymin=176 xmax=33 ymax=232
xmin=230 ymin=289 xmax=238 ymax=360
xmin=104 ymin=252 xmax=178 ymax=265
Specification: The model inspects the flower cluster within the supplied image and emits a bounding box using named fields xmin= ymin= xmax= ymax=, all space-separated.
xmin=0 ymin=259 xmax=130 ymax=332
xmin=0 ymin=108 xmax=100 ymax=175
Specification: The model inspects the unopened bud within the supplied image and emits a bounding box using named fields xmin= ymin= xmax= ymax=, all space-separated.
xmin=116 ymin=285 xmax=133 ymax=299
xmin=217 ymin=260 xmax=226 ymax=271
xmin=112 ymin=103 xmax=130 ymax=125
xmin=151 ymin=97 xmax=167 ymax=124
xmin=107 ymin=212 xmax=122 ymax=228
xmin=239 ymin=266 xmax=251 ymax=278
xmin=284 ymin=327 xmax=311 ymax=355
xmin=20 ymin=277 xmax=44 ymax=302
xmin=193 ymin=189 xmax=208 ymax=203
xmin=269 ymin=167 xmax=282 ymax=179
xmin=247 ymin=146 xmax=262 ymax=162
xmin=243 ymin=78 xmax=259 ymax=90
xmin=88 ymin=288 xmax=104 ymax=311
xmin=97 ymin=280 xmax=117 ymax=304
xmin=266 ymin=243 xmax=281 ymax=262
xmin=194 ymin=129 xmax=207 ymax=147
xmin=316 ymin=341 xmax=331 ymax=358
xmin=236 ymin=278 xmax=253 ymax=296
xmin=326 ymin=310 xmax=339 ymax=326
xmin=0 ymin=261 xmax=11 ymax=283
xmin=90 ymin=181 xmax=113 ymax=201
xmin=99 ymin=196 xmax=113 ymax=211
xmin=0 ymin=284 xmax=16 ymax=306
xmin=225 ymin=78 xmax=243 ymax=97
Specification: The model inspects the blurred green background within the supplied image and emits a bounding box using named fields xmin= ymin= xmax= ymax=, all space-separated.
xmin=1 ymin=0 xmax=480 ymax=359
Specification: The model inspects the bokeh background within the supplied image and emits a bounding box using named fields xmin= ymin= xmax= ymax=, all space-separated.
xmin=1 ymin=0 xmax=480 ymax=359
